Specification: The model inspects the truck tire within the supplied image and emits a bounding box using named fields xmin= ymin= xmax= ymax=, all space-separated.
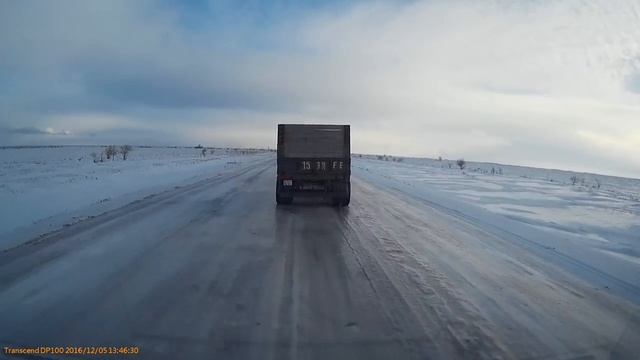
xmin=276 ymin=182 xmax=293 ymax=205
xmin=276 ymin=195 xmax=293 ymax=205
xmin=333 ymin=182 xmax=350 ymax=207
xmin=340 ymin=182 xmax=351 ymax=206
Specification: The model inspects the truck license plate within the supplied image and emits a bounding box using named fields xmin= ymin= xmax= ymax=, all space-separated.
xmin=283 ymin=179 xmax=293 ymax=186
xmin=300 ymin=160 xmax=344 ymax=171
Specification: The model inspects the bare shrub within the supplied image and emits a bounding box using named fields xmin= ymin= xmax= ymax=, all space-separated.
xmin=456 ymin=159 xmax=466 ymax=170
xmin=569 ymin=175 xmax=586 ymax=186
xmin=104 ymin=145 xmax=118 ymax=160
xmin=120 ymin=145 xmax=132 ymax=160
xmin=90 ymin=151 xmax=106 ymax=163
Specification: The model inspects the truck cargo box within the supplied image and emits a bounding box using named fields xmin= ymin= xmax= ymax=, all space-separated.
xmin=276 ymin=124 xmax=350 ymax=206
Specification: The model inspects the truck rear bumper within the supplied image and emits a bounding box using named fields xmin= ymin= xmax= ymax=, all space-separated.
xmin=277 ymin=178 xmax=348 ymax=194
xmin=276 ymin=177 xmax=350 ymax=206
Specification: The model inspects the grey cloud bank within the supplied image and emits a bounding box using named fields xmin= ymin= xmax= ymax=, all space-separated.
xmin=1 ymin=0 xmax=639 ymax=178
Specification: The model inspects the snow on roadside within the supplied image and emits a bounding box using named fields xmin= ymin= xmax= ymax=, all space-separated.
xmin=355 ymin=156 xmax=640 ymax=245
xmin=0 ymin=146 xmax=272 ymax=250
xmin=353 ymin=156 xmax=640 ymax=298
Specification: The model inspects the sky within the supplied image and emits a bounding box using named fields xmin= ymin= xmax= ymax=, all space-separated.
xmin=1 ymin=0 xmax=639 ymax=178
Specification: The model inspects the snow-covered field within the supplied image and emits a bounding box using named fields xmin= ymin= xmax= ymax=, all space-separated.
xmin=354 ymin=156 xmax=640 ymax=298
xmin=0 ymin=146 xmax=272 ymax=250
xmin=357 ymin=155 xmax=640 ymax=242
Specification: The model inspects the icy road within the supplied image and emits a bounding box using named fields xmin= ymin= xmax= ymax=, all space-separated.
xmin=1 ymin=156 xmax=639 ymax=360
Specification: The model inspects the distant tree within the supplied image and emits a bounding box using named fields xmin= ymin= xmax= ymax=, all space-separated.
xmin=120 ymin=145 xmax=132 ymax=160
xmin=456 ymin=159 xmax=466 ymax=170
xmin=569 ymin=175 xmax=582 ymax=185
xmin=104 ymin=145 xmax=118 ymax=160
xmin=593 ymin=178 xmax=601 ymax=189
xmin=438 ymin=156 xmax=442 ymax=161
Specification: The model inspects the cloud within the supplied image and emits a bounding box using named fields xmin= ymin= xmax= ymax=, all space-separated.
xmin=5 ymin=127 xmax=50 ymax=135
xmin=628 ymin=72 xmax=640 ymax=94
xmin=4 ymin=127 xmax=70 ymax=136
xmin=1 ymin=0 xmax=640 ymax=177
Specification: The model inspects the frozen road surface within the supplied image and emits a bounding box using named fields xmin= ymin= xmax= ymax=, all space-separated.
xmin=1 ymin=157 xmax=639 ymax=359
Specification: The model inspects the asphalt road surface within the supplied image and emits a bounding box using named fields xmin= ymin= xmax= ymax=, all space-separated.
xmin=1 ymin=157 xmax=639 ymax=359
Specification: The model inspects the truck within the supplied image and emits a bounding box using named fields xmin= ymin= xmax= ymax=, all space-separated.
xmin=276 ymin=124 xmax=351 ymax=206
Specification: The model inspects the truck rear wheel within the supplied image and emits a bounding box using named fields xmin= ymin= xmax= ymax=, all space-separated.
xmin=333 ymin=182 xmax=350 ymax=207
xmin=276 ymin=182 xmax=293 ymax=205
xmin=276 ymin=195 xmax=293 ymax=205
xmin=341 ymin=182 xmax=351 ymax=206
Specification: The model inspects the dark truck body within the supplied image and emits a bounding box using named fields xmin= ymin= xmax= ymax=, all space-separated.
xmin=276 ymin=124 xmax=351 ymax=206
